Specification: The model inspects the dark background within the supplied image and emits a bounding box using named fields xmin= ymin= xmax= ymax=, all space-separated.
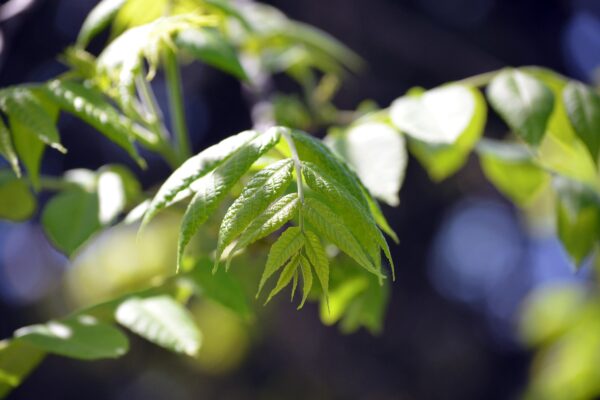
xmin=0 ymin=0 xmax=599 ymax=399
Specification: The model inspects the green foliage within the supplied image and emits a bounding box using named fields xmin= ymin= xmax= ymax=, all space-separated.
xmin=0 ymin=340 xmax=45 ymax=398
xmin=487 ymin=68 xmax=555 ymax=146
xmin=0 ymin=170 xmax=36 ymax=221
xmin=15 ymin=315 xmax=129 ymax=360
xmin=563 ymin=82 xmax=600 ymax=164
xmin=116 ymin=295 xmax=201 ymax=356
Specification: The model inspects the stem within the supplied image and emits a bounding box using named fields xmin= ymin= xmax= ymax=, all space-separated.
xmin=456 ymin=70 xmax=499 ymax=87
xmin=164 ymin=47 xmax=191 ymax=163
xmin=282 ymin=128 xmax=304 ymax=230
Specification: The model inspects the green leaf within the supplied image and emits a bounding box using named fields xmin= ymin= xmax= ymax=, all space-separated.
xmin=487 ymin=68 xmax=554 ymax=146
xmin=175 ymin=28 xmax=248 ymax=81
xmin=258 ymin=226 xmax=304 ymax=295
xmin=0 ymin=117 xmax=20 ymax=177
xmin=97 ymin=165 xmax=140 ymax=224
xmin=77 ymin=0 xmax=127 ymax=47
xmin=8 ymin=115 xmax=45 ymax=190
xmin=291 ymin=129 xmax=369 ymax=210
xmin=265 ymin=254 xmax=300 ymax=304
xmin=0 ymin=88 xmax=65 ymax=153
xmin=0 ymin=340 xmax=45 ymax=399
xmin=326 ymin=122 xmax=406 ymax=206
xmin=0 ymin=170 xmax=36 ymax=221
xmin=298 ymin=255 xmax=313 ymax=309
xmin=216 ymin=158 xmax=294 ymax=267
xmin=302 ymin=161 xmax=387 ymax=277
xmin=178 ymin=129 xmax=281 ymax=268
xmin=320 ymin=275 xmax=369 ymax=326
xmin=115 ymin=295 xmax=201 ymax=356
xmin=143 ymin=130 xmax=258 ymax=227
xmin=390 ymin=84 xmax=479 ymax=145
xmin=44 ymin=80 xmax=145 ymax=166
xmin=477 ymin=139 xmax=549 ymax=206
xmin=188 ymin=258 xmax=252 ymax=319
xmin=407 ymin=86 xmax=487 ymax=181
xmin=563 ymin=81 xmax=600 ymax=163
xmin=553 ymin=176 xmax=600 ymax=267
xmin=303 ymin=196 xmax=382 ymax=278
xmin=15 ymin=315 xmax=129 ymax=360
xmin=303 ymin=230 xmax=329 ymax=300
xmin=42 ymin=189 xmax=101 ymax=256
xmin=228 ymin=193 xmax=300 ymax=268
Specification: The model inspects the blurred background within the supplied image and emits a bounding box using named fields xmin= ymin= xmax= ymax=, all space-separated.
xmin=1 ymin=0 xmax=600 ymax=399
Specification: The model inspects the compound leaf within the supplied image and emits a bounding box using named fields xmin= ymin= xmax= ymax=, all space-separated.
xmin=258 ymin=226 xmax=304 ymax=295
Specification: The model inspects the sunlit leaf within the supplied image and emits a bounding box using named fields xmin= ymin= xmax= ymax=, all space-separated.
xmin=116 ymin=295 xmax=201 ymax=356
xmin=175 ymin=28 xmax=248 ymax=80
xmin=0 ymin=117 xmax=20 ymax=177
xmin=487 ymin=68 xmax=554 ymax=146
xmin=477 ymin=139 xmax=549 ymax=206
xmin=77 ymin=0 xmax=127 ymax=47
xmin=326 ymin=122 xmax=406 ymax=206
xmin=258 ymin=226 xmax=304 ymax=295
xmin=178 ymin=129 xmax=281 ymax=268
xmin=15 ymin=315 xmax=129 ymax=360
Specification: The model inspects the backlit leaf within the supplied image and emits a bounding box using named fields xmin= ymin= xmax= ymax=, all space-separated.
xmin=563 ymin=81 xmax=600 ymax=163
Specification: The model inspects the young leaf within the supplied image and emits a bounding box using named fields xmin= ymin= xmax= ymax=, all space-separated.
xmin=178 ymin=129 xmax=281 ymax=268
xmin=298 ymin=255 xmax=313 ymax=309
xmin=265 ymin=255 xmax=300 ymax=304
xmin=188 ymin=258 xmax=252 ymax=319
xmin=227 ymin=193 xmax=300 ymax=268
xmin=303 ymin=230 xmax=329 ymax=301
xmin=477 ymin=139 xmax=549 ymax=206
xmin=0 ymin=170 xmax=36 ymax=221
xmin=563 ymin=81 xmax=600 ymax=163
xmin=0 ymin=88 xmax=65 ymax=153
xmin=15 ymin=315 xmax=129 ymax=360
xmin=44 ymin=80 xmax=145 ymax=166
xmin=215 ymin=158 xmax=294 ymax=266
xmin=116 ymin=295 xmax=202 ymax=356
xmin=143 ymin=130 xmax=258 ymax=227
xmin=326 ymin=122 xmax=406 ymax=206
xmin=303 ymin=197 xmax=382 ymax=278
xmin=390 ymin=84 xmax=478 ymax=145
xmin=553 ymin=176 xmax=600 ymax=267
xmin=77 ymin=0 xmax=127 ymax=48
xmin=487 ymin=68 xmax=554 ymax=146
xmin=302 ymin=161 xmax=384 ymax=275
xmin=0 ymin=117 xmax=20 ymax=177
xmin=175 ymin=28 xmax=248 ymax=80
xmin=291 ymin=129 xmax=369 ymax=210
xmin=9 ymin=116 xmax=45 ymax=190
xmin=0 ymin=340 xmax=45 ymax=399
xmin=258 ymin=227 xmax=304 ymax=295
xmin=42 ymin=189 xmax=101 ymax=256
xmin=97 ymin=165 xmax=139 ymax=224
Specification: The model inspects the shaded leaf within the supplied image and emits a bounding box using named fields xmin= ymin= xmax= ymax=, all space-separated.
xmin=42 ymin=189 xmax=101 ymax=256
xmin=298 ymin=255 xmax=313 ymax=309
xmin=265 ymin=254 xmax=299 ymax=304
xmin=553 ymin=176 xmax=600 ymax=267
xmin=0 ymin=170 xmax=36 ymax=221
xmin=303 ymin=230 xmax=329 ymax=300
xmin=0 ymin=117 xmax=19 ymax=177
xmin=563 ymin=81 xmax=600 ymax=163
xmin=15 ymin=315 xmax=129 ymax=360
xmin=0 ymin=340 xmax=45 ymax=399
xmin=116 ymin=295 xmax=201 ymax=356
